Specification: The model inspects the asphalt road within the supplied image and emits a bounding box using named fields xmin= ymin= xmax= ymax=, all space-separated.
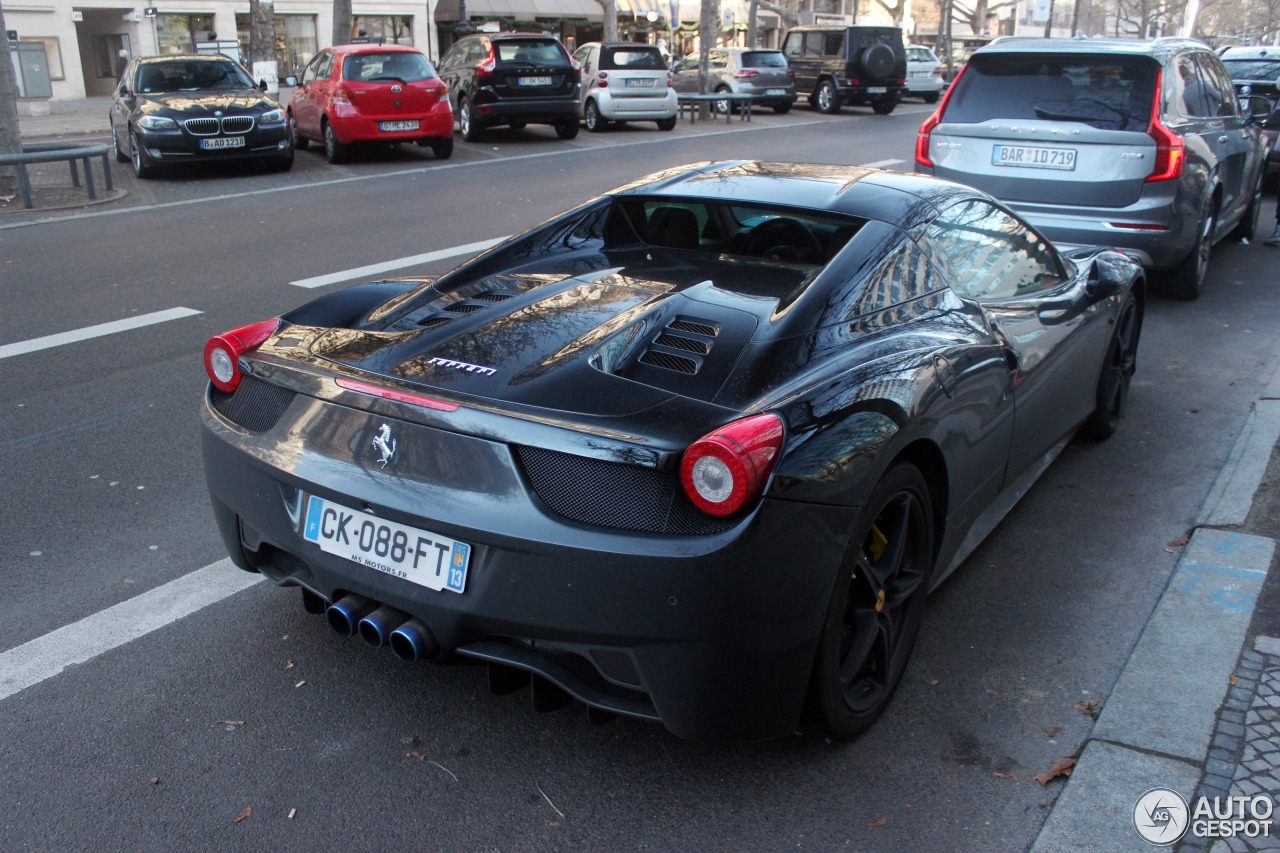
xmin=2 ymin=102 xmax=1280 ymax=852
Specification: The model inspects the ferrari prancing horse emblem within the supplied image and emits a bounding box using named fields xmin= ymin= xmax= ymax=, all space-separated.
xmin=372 ymin=424 xmax=396 ymax=468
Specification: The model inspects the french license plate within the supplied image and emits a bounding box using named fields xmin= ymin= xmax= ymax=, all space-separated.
xmin=624 ymin=78 xmax=655 ymax=87
xmin=765 ymin=88 xmax=786 ymax=95
xmin=992 ymin=144 xmax=1078 ymax=171
xmin=200 ymin=137 xmax=245 ymax=150
xmin=867 ymin=86 xmax=887 ymax=93
xmin=518 ymin=76 xmax=553 ymax=86
xmin=303 ymin=496 xmax=470 ymax=594
xmin=380 ymin=120 xmax=420 ymax=131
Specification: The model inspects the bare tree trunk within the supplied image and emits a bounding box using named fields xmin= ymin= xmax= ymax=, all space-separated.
xmin=936 ymin=0 xmax=954 ymax=78
xmin=332 ymin=0 xmax=352 ymax=46
xmin=747 ymin=0 xmax=759 ymax=47
xmin=600 ymin=0 xmax=618 ymax=41
xmin=250 ymin=0 xmax=278 ymax=91
xmin=0 ymin=3 xmax=21 ymax=194
xmin=697 ymin=0 xmax=719 ymax=118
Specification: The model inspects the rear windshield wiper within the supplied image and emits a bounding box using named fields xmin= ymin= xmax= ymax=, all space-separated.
xmin=368 ymin=75 xmax=408 ymax=83
xmin=1033 ymin=98 xmax=1130 ymax=126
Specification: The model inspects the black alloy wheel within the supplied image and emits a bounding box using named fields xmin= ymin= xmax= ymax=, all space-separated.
xmin=816 ymin=79 xmax=841 ymax=114
xmin=130 ymin=131 xmax=155 ymax=179
xmin=807 ymin=462 xmax=934 ymax=740
xmin=111 ymin=120 xmax=128 ymax=163
xmin=584 ymin=99 xmax=605 ymax=133
xmin=1079 ymin=296 xmax=1141 ymax=440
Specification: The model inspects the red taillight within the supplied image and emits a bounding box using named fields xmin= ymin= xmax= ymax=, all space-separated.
xmin=1145 ymin=71 xmax=1184 ymax=182
xmin=1108 ymin=222 xmax=1169 ymax=231
xmin=915 ymin=63 xmax=966 ymax=169
xmin=332 ymin=87 xmax=355 ymax=106
xmin=334 ymin=378 xmax=459 ymax=412
xmin=786 ymin=68 xmax=795 ymax=77
xmin=680 ymin=413 xmax=784 ymax=517
xmin=847 ymin=77 xmax=860 ymax=87
xmin=203 ymin=319 xmax=280 ymax=393
xmin=477 ymin=55 xmax=496 ymax=78
xmin=734 ymin=69 xmax=759 ymax=79
xmin=598 ymin=70 xmax=608 ymax=88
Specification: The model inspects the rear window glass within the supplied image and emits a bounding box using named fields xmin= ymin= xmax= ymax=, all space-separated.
xmin=944 ymin=53 xmax=1158 ymax=131
xmin=342 ymin=52 xmax=435 ymax=82
xmin=1223 ymin=60 xmax=1280 ymax=80
xmin=742 ymin=51 xmax=787 ymax=68
xmin=614 ymin=197 xmax=863 ymax=268
xmin=495 ymin=40 xmax=567 ymax=64
xmin=600 ymin=47 xmax=665 ymax=70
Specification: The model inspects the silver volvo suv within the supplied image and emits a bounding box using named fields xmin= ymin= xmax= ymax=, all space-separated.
xmin=915 ymin=37 xmax=1270 ymax=299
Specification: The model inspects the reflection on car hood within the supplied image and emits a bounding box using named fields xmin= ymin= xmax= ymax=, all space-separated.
xmin=137 ymin=91 xmax=278 ymax=115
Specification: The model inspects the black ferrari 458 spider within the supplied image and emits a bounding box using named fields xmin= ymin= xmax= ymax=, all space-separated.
xmin=200 ymin=161 xmax=1144 ymax=741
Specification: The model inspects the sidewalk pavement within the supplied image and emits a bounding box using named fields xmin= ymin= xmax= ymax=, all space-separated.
xmin=17 ymin=96 xmax=113 ymax=139
xmin=1031 ymin=366 xmax=1280 ymax=852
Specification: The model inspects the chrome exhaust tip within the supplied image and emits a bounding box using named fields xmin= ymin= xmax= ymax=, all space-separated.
xmin=358 ymin=606 xmax=408 ymax=648
xmin=325 ymin=594 xmax=377 ymax=638
xmin=389 ymin=618 xmax=440 ymax=663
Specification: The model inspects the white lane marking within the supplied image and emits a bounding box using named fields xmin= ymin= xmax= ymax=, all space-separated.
xmin=290 ymin=237 xmax=509 ymax=289
xmin=0 ymin=307 xmax=203 ymax=360
xmin=0 ymin=117 xmax=843 ymax=231
xmin=0 ymin=560 xmax=263 ymax=703
xmin=861 ymin=158 xmax=906 ymax=168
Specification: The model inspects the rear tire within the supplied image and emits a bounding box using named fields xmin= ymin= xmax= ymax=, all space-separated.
xmin=714 ymin=85 xmax=733 ymax=116
xmin=871 ymin=93 xmax=899 ymax=115
xmin=1079 ymin=295 xmax=1141 ymax=440
xmin=1165 ymin=201 xmax=1216 ymax=301
xmin=922 ymin=91 xmax=940 ymax=104
xmin=459 ymin=99 xmax=482 ymax=142
xmin=555 ymin=114 xmax=579 ymax=139
xmin=431 ymin=135 xmax=453 ymax=160
xmin=805 ymin=462 xmax=934 ymax=741
xmin=816 ymin=79 xmax=841 ymax=114
xmin=323 ymin=121 xmax=349 ymax=164
xmin=584 ymin=99 xmax=605 ymax=133
xmin=290 ymin=113 xmax=308 ymax=150
xmin=773 ymin=101 xmax=793 ymax=114
xmin=656 ymin=116 xmax=677 ymax=131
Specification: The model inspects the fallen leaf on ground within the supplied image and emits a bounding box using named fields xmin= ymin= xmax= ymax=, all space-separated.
xmin=993 ymin=772 xmax=1018 ymax=781
xmin=1231 ymin=674 xmax=1238 ymax=686
xmin=1034 ymin=757 xmax=1077 ymax=786
xmin=286 ymin=659 xmax=294 ymax=670
xmin=1046 ymin=726 xmax=1064 ymax=737
xmin=866 ymin=818 xmax=887 ymax=827
xmin=988 ymin=690 xmax=1000 ymax=696
xmin=1074 ymin=699 xmax=1098 ymax=718
xmin=407 ymin=752 xmax=427 ymax=760
xmin=927 ymin=680 xmax=939 ymax=686
xmin=1166 ymin=534 xmax=1190 ymax=549
xmin=232 ymin=807 xmax=252 ymax=824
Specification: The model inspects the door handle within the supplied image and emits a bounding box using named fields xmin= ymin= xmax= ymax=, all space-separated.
xmin=1219 ymin=135 xmax=1229 ymax=143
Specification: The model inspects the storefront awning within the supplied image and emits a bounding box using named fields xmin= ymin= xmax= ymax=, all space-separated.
xmin=435 ymin=0 xmax=605 ymax=22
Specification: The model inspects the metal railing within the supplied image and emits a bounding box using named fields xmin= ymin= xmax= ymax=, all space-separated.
xmin=0 ymin=142 xmax=114 ymax=210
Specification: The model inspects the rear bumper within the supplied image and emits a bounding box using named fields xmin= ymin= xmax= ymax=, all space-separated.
xmin=327 ymin=103 xmax=453 ymax=142
xmin=836 ymin=84 xmax=905 ymax=101
xmin=594 ymin=88 xmax=677 ymax=120
xmin=472 ymin=92 xmax=580 ymax=126
xmin=200 ymin=386 xmax=854 ymax=740
xmin=906 ymin=77 xmax=944 ymax=94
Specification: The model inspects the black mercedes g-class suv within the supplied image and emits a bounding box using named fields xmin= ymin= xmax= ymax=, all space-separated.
xmin=781 ymin=26 xmax=907 ymax=114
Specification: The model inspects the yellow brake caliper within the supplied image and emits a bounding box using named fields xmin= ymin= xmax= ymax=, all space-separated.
xmin=869 ymin=524 xmax=888 ymax=612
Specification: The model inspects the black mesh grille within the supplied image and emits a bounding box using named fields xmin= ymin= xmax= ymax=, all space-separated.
xmin=654 ymin=333 xmax=710 ymax=354
xmin=417 ymin=316 xmax=452 ymax=329
xmin=514 ymin=445 xmax=734 ymax=535
xmin=639 ymin=350 xmax=698 ymax=374
xmin=445 ymin=302 xmax=483 ymax=314
xmin=210 ymin=375 xmax=296 ymax=432
xmin=669 ymin=319 xmax=718 ymax=337
xmin=475 ymin=292 xmax=514 ymax=303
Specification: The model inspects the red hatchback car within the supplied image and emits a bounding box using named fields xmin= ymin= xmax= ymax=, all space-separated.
xmin=289 ymin=44 xmax=454 ymax=163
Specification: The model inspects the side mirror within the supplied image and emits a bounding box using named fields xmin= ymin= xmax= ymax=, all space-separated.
xmin=1086 ymin=258 xmax=1125 ymax=301
xmin=118 ymin=85 xmax=130 ymax=98
xmin=1246 ymin=95 xmax=1274 ymax=122
xmin=284 ymin=76 xmax=298 ymax=87
xmin=258 ymin=78 xmax=268 ymax=91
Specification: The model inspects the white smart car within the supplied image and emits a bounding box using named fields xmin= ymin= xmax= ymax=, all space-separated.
xmin=571 ymin=42 xmax=678 ymax=132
